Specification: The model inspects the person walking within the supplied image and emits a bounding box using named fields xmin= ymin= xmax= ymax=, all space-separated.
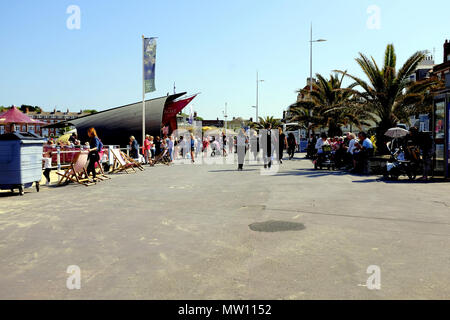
xmin=190 ymin=133 xmax=195 ymax=163
xmin=278 ymin=127 xmax=287 ymax=164
xmin=42 ymin=151 xmax=52 ymax=186
xmin=236 ymin=128 xmax=248 ymax=171
xmin=144 ymin=135 xmax=151 ymax=164
xmin=87 ymin=127 xmax=102 ymax=182
xmin=287 ymin=133 xmax=296 ymax=160
xmin=222 ymin=132 xmax=228 ymax=157
xmin=202 ymin=137 xmax=209 ymax=158
xmin=261 ymin=123 xmax=273 ymax=169
xmin=168 ymin=135 xmax=174 ymax=162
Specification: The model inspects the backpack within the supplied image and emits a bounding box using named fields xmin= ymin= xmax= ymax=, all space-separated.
xmin=97 ymin=138 xmax=104 ymax=152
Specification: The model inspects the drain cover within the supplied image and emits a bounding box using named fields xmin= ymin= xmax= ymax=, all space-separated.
xmin=249 ymin=220 xmax=305 ymax=232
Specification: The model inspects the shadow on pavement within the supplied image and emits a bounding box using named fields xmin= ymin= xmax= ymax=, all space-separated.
xmin=0 ymin=191 xmax=21 ymax=198
xmin=209 ymin=169 xmax=259 ymax=173
xmin=353 ymin=177 xmax=448 ymax=184
xmin=274 ymin=168 xmax=349 ymax=178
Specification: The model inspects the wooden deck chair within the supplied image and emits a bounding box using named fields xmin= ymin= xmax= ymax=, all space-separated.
xmin=111 ymin=148 xmax=136 ymax=174
xmin=93 ymin=151 xmax=111 ymax=180
xmin=121 ymin=151 xmax=145 ymax=171
xmin=57 ymin=151 xmax=95 ymax=186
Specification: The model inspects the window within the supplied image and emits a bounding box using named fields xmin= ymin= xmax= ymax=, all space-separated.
xmin=0 ymin=125 xmax=4 ymax=134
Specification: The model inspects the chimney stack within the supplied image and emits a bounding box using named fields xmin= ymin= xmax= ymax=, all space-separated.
xmin=444 ymin=39 xmax=450 ymax=63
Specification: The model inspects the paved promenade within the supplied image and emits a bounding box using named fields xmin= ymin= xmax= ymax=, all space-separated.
xmin=0 ymin=155 xmax=449 ymax=299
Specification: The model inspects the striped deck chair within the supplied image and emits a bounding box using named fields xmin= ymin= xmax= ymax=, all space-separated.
xmin=121 ymin=151 xmax=145 ymax=171
xmin=111 ymin=148 xmax=136 ymax=174
xmin=56 ymin=151 xmax=95 ymax=186
xmin=93 ymin=150 xmax=111 ymax=180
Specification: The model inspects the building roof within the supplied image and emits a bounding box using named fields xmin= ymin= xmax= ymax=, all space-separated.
xmin=43 ymin=93 xmax=192 ymax=146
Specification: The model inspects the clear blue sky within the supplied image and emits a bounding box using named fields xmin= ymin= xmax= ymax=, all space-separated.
xmin=0 ymin=0 xmax=448 ymax=120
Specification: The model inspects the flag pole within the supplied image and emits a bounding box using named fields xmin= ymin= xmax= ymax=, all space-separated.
xmin=142 ymin=35 xmax=146 ymax=154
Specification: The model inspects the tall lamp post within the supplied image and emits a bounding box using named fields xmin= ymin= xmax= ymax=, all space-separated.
xmin=256 ymin=71 xmax=264 ymax=122
xmin=223 ymin=102 xmax=228 ymax=132
xmin=309 ymin=23 xmax=327 ymax=92
xmin=308 ymin=23 xmax=326 ymax=138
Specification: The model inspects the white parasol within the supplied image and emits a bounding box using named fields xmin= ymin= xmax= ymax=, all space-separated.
xmin=384 ymin=127 xmax=409 ymax=138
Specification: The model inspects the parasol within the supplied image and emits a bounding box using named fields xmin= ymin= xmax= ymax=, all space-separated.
xmin=384 ymin=127 xmax=409 ymax=138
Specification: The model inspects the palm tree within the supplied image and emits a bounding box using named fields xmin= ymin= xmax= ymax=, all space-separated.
xmin=336 ymin=44 xmax=441 ymax=154
xmin=253 ymin=116 xmax=281 ymax=129
xmin=290 ymin=73 xmax=374 ymax=137
xmin=288 ymin=101 xmax=321 ymax=135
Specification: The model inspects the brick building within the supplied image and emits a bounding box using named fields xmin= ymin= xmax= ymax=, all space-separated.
xmin=0 ymin=106 xmax=89 ymax=136
xmin=433 ymin=39 xmax=450 ymax=85
xmin=26 ymin=108 xmax=89 ymax=137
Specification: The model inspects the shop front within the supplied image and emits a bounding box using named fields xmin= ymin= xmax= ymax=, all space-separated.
xmin=433 ymin=92 xmax=450 ymax=178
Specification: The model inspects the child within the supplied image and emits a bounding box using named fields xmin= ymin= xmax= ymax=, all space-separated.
xmin=42 ymin=151 xmax=52 ymax=186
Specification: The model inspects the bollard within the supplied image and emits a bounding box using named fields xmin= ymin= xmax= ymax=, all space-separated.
xmin=108 ymin=146 xmax=114 ymax=166
xmin=56 ymin=146 xmax=61 ymax=183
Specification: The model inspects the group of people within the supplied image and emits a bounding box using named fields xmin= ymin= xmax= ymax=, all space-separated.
xmin=140 ymin=134 xmax=200 ymax=164
xmin=42 ymin=128 xmax=104 ymax=185
xmin=312 ymin=131 xmax=374 ymax=174
xmin=309 ymin=127 xmax=434 ymax=179
xmin=219 ymin=125 xmax=298 ymax=171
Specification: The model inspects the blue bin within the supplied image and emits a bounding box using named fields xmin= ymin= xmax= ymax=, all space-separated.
xmin=0 ymin=132 xmax=45 ymax=195
xmin=299 ymin=140 xmax=308 ymax=152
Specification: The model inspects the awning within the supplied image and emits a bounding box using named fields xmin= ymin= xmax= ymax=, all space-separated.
xmin=0 ymin=106 xmax=46 ymax=125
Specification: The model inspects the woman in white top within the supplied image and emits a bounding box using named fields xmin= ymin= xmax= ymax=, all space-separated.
xmin=346 ymin=133 xmax=358 ymax=170
xmin=315 ymin=133 xmax=330 ymax=154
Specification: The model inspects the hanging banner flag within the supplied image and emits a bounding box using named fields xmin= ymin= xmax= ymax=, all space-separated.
xmin=188 ymin=103 xmax=194 ymax=124
xmin=143 ymin=37 xmax=157 ymax=93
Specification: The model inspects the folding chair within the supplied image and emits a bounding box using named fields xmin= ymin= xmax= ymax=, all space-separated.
xmin=153 ymin=149 xmax=171 ymax=166
xmin=111 ymin=148 xmax=136 ymax=174
xmin=93 ymin=150 xmax=111 ymax=180
xmin=56 ymin=151 xmax=95 ymax=186
xmin=121 ymin=151 xmax=145 ymax=171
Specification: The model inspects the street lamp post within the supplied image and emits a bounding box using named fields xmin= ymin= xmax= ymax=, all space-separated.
xmin=308 ymin=23 xmax=326 ymax=139
xmin=256 ymin=71 xmax=264 ymax=122
xmin=224 ymin=102 xmax=228 ymax=132
xmin=309 ymin=23 xmax=327 ymax=92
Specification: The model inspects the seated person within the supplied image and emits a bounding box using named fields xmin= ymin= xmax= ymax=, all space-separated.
xmin=354 ymin=132 xmax=374 ymax=174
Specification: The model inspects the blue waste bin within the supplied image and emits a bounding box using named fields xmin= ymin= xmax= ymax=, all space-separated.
xmin=0 ymin=132 xmax=45 ymax=195
xmin=299 ymin=140 xmax=308 ymax=152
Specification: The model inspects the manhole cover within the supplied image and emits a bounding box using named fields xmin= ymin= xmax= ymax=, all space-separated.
xmin=249 ymin=220 xmax=306 ymax=233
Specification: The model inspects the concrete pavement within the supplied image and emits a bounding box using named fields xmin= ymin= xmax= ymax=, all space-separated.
xmin=0 ymin=155 xmax=449 ymax=299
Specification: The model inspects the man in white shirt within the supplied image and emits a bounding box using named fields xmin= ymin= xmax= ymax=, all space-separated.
xmin=355 ymin=132 xmax=374 ymax=174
